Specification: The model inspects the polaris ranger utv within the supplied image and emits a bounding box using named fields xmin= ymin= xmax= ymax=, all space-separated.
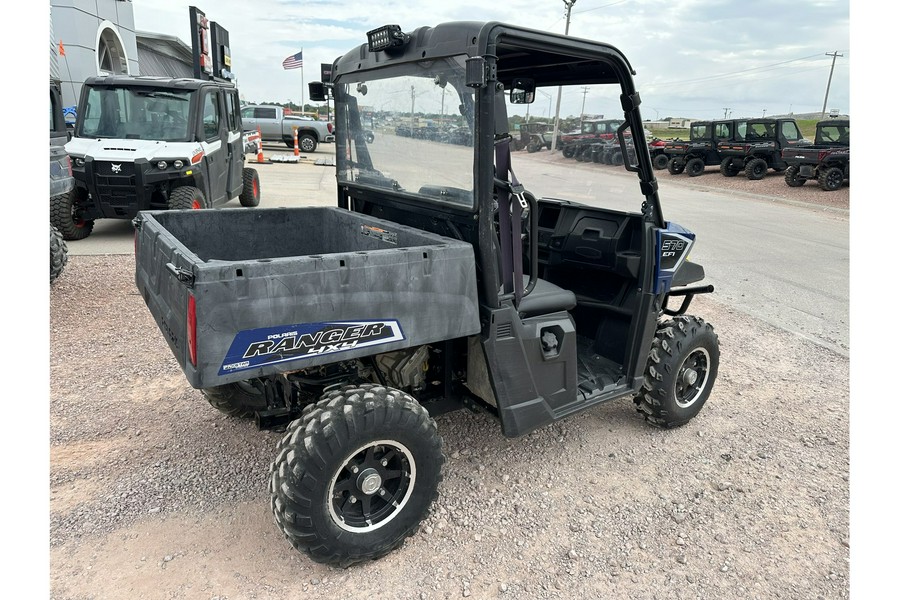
xmin=716 ymin=117 xmax=804 ymax=180
xmin=782 ymin=119 xmax=849 ymax=191
xmin=134 ymin=21 xmax=720 ymax=567
xmin=665 ymin=119 xmax=745 ymax=177
xmin=58 ymin=75 xmax=260 ymax=240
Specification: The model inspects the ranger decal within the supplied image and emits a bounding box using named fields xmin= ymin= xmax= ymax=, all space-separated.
xmin=218 ymin=320 xmax=405 ymax=375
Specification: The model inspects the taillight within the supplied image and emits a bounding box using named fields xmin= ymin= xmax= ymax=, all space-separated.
xmin=818 ymin=150 xmax=829 ymax=161
xmin=187 ymin=294 xmax=198 ymax=367
xmin=328 ymin=122 xmax=334 ymax=134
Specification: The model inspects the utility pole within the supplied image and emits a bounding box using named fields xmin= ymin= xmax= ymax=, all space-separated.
xmin=550 ymin=0 xmax=577 ymax=152
xmin=821 ymin=51 xmax=843 ymax=120
xmin=579 ymin=86 xmax=590 ymax=129
xmin=723 ymin=107 xmax=730 ymax=119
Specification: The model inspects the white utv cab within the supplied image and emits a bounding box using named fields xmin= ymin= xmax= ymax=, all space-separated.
xmin=58 ymin=76 xmax=260 ymax=240
xmin=133 ymin=21 xmax=720 ymax=567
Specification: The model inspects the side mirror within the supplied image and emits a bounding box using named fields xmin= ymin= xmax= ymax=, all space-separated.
xmin=509 ymin=78 xmax=535 ymax=104
xmin=309 ymin=82 xmax=328 ymax=102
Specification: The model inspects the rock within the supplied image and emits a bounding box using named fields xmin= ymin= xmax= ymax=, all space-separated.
xmin=676 ymin=555 xmax=686 ymax=564
xmin=500 ymin=583 xmax=508 ymax=593
xmin=567 ymin=549 xmax=578 ymax=560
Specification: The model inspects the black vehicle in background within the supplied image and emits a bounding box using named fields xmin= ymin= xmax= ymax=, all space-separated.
xmin=665 ymin=119 xmax=745 ymax=177
xmin=782 ymin=119 xmax=849 ymax=191
xmin=716 ymin=117 xmax=804 ymax=180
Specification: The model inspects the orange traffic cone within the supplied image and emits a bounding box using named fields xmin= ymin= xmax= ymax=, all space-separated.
xmin=293 ymin=127 xmax=300 ymax=157
xmin=256 ymin=126 xmax=265 ymax=163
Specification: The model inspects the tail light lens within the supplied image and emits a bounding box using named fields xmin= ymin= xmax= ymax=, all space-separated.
xmin=66 ymin=156 xmax=73 ymax=177
xmin=187 ymin=294 xmax=198 ymax=367
xmin=328 ymin=122 xmax=334 ymax=134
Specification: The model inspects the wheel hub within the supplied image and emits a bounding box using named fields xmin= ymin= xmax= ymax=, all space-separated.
xmin=675 ymin=347 xmax=711 ymax=409
xmin=358 ymin=468 xmax=383 ymax=495
xmin=328 ymin=440 xmax=416 ymax=532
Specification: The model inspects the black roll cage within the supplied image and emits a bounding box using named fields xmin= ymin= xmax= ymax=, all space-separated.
xmin=329 ymin=22 xmax=663 ymax=310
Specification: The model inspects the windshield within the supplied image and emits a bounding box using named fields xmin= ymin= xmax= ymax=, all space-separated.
xmin=817 ymin=122 xmax=850 ymax=145
xmin=78 ymin=86 xmax=194 ymax=141
xmin=335 ymin=55 xmax=475 ymax=209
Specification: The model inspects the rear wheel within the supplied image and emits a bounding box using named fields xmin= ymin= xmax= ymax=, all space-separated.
xmin=168 ymin=186 xmax=207 ymax=210
xmin=239 ymin=168 xmax=261 ymax=207
xmin=611 ymin=151 xmax=625 ymax=166
xmin=652 ymin=153 xmax=669 ymax=170
xmin=270 ymin=384 xmax=443 ymax=567
xmin=562 ymin=146 xmax=576 ymax=159
xmin=51 ymin=188 xmax=94 ymax=241
xmin=685 ymin=157 xmax=705 ymax=177
xmin=299 ymin=134 xmax=318 ymax=153
xmin=635 ymin=316 xmax=720 ymax=429
xmin=818 ymin=166 xmax=844 ymax=191
xmin=667 ymin=157 xmax=685 ymax=175
xmin=784 ymin=165 xmax=806 ymax=187
xmin=719 ymin=157 xmax=741 ymax=177
xmin=745 ymin=158 xmax=768 ymax=180
xmin=202 ymin=381 xmax=267 ymax=418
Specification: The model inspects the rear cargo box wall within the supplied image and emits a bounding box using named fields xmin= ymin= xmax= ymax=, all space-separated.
xmin=152 ymin=207 xmax=449 ymax=262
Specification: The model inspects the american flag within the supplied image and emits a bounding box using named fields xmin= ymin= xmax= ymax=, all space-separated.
xmin=282 ymin=51 xmax=303 ymax=70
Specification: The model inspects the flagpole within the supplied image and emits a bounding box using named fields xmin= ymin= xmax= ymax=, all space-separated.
xmin=300 ymin=48 xmax=304 ymax=113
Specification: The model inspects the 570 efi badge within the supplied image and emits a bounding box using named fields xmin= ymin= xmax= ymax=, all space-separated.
xmin=218 ymin=320 xmax=404 ymax=375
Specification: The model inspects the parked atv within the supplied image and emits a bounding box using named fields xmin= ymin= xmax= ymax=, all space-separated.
xmin=664 ymin=119 xmax=745 ymax=177
xmin=716 ymin=118 xmax=804 ymax=180
xmin=134 ymin=21 xmax=721 ymax=568
xmin=59 ymin=75 xmax=261 ymax=240
xmin=781 ymin=119 xmax=849 ymax=191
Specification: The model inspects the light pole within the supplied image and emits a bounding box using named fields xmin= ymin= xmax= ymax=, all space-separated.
xmin=550 ymin=0 xmax=577 ymax=153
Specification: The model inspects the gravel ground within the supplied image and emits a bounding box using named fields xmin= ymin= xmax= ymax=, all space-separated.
xmin=49 ymin=222 xmax=849 ymax=599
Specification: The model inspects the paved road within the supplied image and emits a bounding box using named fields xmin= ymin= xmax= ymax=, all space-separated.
xmin=67 ymin=138 xmax=848 ymax=356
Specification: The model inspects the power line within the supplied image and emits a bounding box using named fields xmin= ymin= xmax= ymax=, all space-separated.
xmin=649 ymin=53 xmax=830 ymax=88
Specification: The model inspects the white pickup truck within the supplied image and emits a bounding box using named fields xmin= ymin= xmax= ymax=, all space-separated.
xmin=240 ymin=104 xmax=334 ymax=153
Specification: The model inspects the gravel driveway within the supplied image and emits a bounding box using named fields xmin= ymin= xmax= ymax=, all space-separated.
xmin=49 ymin=168 xmax=849 ymax=599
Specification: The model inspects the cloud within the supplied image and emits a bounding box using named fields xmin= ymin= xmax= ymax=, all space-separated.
xmin=132 ymin=0 xmax=849 ymax=117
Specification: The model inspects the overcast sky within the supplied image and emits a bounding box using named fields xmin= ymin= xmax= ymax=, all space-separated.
xmin=132 ymin=0 xmax=850 ymax=121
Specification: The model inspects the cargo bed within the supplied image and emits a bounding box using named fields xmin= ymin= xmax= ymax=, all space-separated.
xmin=135 ymin=206 xmax=480 ymax=389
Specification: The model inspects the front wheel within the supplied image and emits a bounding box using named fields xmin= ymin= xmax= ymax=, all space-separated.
xmin=635 ymin=316 xmax=719 ymax=429
xmin=270 ymin=384 xmax=444 ymax=567
xmin=239 ymin=168 xmax=261 ymax=207
xmin=168 ymin=186 xmax=208 ymax=210
xmin=562 ymin=146 xmax=576 ymax=159
xmin=784 ymin=165 xmax=807 ymax=187
xmin=818 ymin=166 xmax=844 ymax=191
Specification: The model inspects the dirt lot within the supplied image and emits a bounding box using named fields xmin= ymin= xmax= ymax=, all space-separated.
xmin=48 ymin=164 xmax=850 ymax=599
